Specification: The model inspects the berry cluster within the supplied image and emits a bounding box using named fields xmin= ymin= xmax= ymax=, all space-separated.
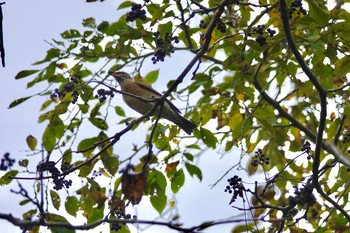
xmin=37 ymin=161 xmax=72 ymax=190
xmin=151 ymin=32 xmax=179 ymax=64
xmin=109 ymin=195 xmax=137 ymax=231
xmin=110 ymin=212 xmax=137 ymax=231
xmin=251 ymin=24 xmax=277 ymax=46
xmin=50 ymin=74 xmax=81 ymax=104
xmin=250 ymin=148 xmax=270 ymax=167
xmin=126 ymin=3 xmax=147 ymax=22
xmin=95 ymin=88 xmax=115 ymax=102
xmin=266 ymin=28 xmax=276 ymax=37
xmin=199 ymin=20 xmax=208 ymax=29
xmin=199 ymin=19 xmax=227 ymax=33
xmin=91 ymin=169 xmax=102 ymax=180
xmin=283 ymin=206 xmax=299 ymax=221
xmin=0 ymin=153 xmax=15 ymax=171
xmin=289 ymin=183 xmax=316 ymax=206
xmin=342 ymin=132 xmax=350 ymax=143
xmin=216 ymin=19 xmax=227 ymax=33
xmin=301 ymin=141 xmax=312 ymax=159
xmin=289 ymin=0 xmax=307 ymax=18
xmin=53 ymin=177 xmax=72 ymax=191
xmin=224 ymin=175 xmax=245 ymax=203
xmin=301 ymin=141 xmax=311 ymax=154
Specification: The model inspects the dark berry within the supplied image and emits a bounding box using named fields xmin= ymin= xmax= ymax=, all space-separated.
xmin=63 ymin=82 xmax=74 ymax=92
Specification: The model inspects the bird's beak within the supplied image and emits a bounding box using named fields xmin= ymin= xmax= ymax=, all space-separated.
xmin=108 ymin=71 xmax=119 ymax=77
xmin=109 ymin=71 xmax=124 ymax=84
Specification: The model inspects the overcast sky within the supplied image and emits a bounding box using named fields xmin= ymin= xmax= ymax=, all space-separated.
xmin=0 ymin=1 xmax=256 ymax=232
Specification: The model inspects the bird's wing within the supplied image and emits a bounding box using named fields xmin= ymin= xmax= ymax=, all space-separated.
xmin=135 ymin=81 xmax=182 ymax=114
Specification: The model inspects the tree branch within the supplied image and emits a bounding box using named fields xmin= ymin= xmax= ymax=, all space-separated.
xmin=0 ymin=2 xmax=5 ymax=67
xmin=252 ymin=63 xmax=350 ymax=167
xmin=279 ymin=0 xmax=350 ymax=221
xmin=0 ymin=212 xmax=283 ymax=233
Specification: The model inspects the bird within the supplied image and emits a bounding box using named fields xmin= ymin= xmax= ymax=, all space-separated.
xmin=109 ymin=71 xmax=197 ymax=135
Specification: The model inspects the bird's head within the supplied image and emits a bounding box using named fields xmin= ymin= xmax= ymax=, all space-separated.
xmin=108 ymin=71 xmax=132 ymax=84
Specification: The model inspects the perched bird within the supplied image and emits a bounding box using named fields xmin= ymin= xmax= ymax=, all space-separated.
xmin=109 ymin=71 xmax=197 ymax=135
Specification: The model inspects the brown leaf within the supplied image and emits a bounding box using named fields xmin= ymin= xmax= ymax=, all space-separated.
xmin=121 ymin=169 xmax=146 ymax=205
xmin=165 ymin=161 xmax=179 ymax=174
xmin=330 ymin=112 xmax=336 ymax=121
xmin=217 ymin=113 xmax=227 ymax=129
xmin=90 ymin=188 xmax=107 ymax=208
xmin=108 ymin=195 xmax=125 ymax=211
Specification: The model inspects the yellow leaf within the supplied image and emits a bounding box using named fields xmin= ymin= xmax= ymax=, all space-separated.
xmin=235 ymin=91 xmax=244 ymax=101
xmin=228 ymin=113 xmax=243 ymax=130
xmin=247 ymin=157 xmax=258 ymax=175
xmin=169 ymin=199 xmax=176 ymax=208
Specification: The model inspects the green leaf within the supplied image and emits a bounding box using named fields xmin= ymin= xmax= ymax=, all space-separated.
xmin=40 ymin=99 xmax=53 ymax=111
xmin=78 ymin=104 xmax=90 ymax=114
xmin=150 ymin=193 xmax=167 ymax=214
xmin=334 ymin=56 xmax=350 ymax=76
xmin=308 ymin=0 xmax=329 ymax=26
xmin=86 ymin=205 xmax=105 ymax=224
xmin=171 ymin=169 xmax=185 ymax=193
xmin=157 ymin=21 xmax=172 ymax=35
xmin=101 ymin=154 xmax=119 ymax=176
xmin=185 ymin=163 xmax=203 ymax=181
xmin=148 ymin=4 xmax=170 ymax=26
xmin=50 ymin=190 xmax=61 ymax=210
xmin=117 ymin=1 xmax=133 ymax=9
xmin=45 ymin=213 xmax=75 ymax=233
xmin=77 ymin=161 xmax=95 ymax=177
xmin=115 ymin=106 xmax=126 ymax=117
xmin=33 ymin=48 xmax=60 ymax=65
xmin=23 ymin=209 xmax=38 ymax=221
xmin=77 ymin=137 xmax=97 ymax=157
xmin=90 ymin=101 xmax=103 ymax=117
xmin=0 ymin=170 xmax=18 ymax=185
xmin=50 ymin=114 xmax=65 ymax=139
xmin=197 ymin=127 xmax=218 ymax=149
xmin=97 ymin=21 xmax=109 ymax=33
xmin=26 ymin=135 xmax=38 ymax=150
xmin=38 ymin=110 xmax=54 ymax=123
xmin=82 ymin=17 xmax=96 ymax=28
xmin=15 ymin=70 xmax=40 ymax=79
xmin=8 ymin=96 xmax=32 ymax=108
xmin=225 ymin=140 xmax=235 ymax=152
xmin=89 ymin=117 xmax=109 ymax=130
xmin=19 ymin=199 xmax=30 ymax=206
xmin=106 ymin=20 xmax=127 ymax=36
xmin=183 ymin=152 xmax=194 ymax=161
xmin=144 ymin=70 xmax=159 ymax=84
xmin=42 ymin=125 xmax=56 ymax=152
xmin=18 ymin=159 xmax=29 ymax=167
xmin=65 ymin=196 xmax=79 ymax=217
xmin=61 ymin=29 xmax=82 ymax=39
xmin=156 ymin=171 xmax=167 ymax=190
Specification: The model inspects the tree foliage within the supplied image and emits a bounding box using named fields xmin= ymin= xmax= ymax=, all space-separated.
xmin=2 ymin=0 xmax=350 ymax=232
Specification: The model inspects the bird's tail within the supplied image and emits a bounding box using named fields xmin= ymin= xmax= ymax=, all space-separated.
xmin=178 ymin=117 xmax=197 ymax=135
